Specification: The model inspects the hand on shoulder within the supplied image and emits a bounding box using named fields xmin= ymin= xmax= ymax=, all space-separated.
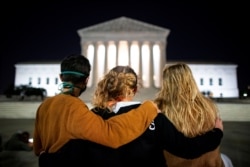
xmin=215 ymin=117 xmax=223 ymax=131
xmin=142 ymin=100 xmax=161 ymax=113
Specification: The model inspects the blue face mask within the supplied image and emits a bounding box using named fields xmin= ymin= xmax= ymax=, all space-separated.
xmin=59 ymin=82 xmax=87 ymax=96
xmin=60 ymin=70 xmax=89 ymax=96
xmin=60 ymin=71 xmax=87 ymax=77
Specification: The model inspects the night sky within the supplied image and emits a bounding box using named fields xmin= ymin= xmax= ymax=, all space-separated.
xmin=1 ymin=1 xmax=249 ymax=94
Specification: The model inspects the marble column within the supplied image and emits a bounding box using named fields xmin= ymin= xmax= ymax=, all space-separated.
xmin=149 ymin=42 xmax=154 ymax=87
xmin=93 ymin=42 xmax=99 ymax=86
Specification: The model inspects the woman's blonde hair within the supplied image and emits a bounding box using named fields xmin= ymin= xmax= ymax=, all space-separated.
xmin=154 ymin=63 xmax=218 ymax=137
xmin=92 ymin=65 xmax=139 ymax=110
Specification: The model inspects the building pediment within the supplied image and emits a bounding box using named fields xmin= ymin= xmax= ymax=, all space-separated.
xmin=77 ymin=16 xmax=170 ymax=41
xmin=77 ymin=16 xmax=170 ymax=34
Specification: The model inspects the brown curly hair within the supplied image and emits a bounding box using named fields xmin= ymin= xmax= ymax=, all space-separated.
xmin=91 ymin=66 xmax=140 ymax=110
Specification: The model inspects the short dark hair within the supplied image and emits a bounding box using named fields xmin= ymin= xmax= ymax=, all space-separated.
xmin=60 ymin=54 xmax=91 ymax=84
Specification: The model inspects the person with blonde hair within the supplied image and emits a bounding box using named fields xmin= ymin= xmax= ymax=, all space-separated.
xmin=154 ymin=63 xmax=233 ymax=167
xmin=79 ymin=65 xmax=223 ymax=167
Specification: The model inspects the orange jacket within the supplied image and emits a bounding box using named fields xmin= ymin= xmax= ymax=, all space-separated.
xmin=33 ymin=94 xmax=157 ymax=155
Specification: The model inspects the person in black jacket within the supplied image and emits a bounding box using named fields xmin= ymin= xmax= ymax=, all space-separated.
xmin=84 ymin=65 xmax=223 ymax=167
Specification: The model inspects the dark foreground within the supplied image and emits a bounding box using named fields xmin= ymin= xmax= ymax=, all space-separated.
xmin=0 ymin=119 xmax=249 ymax=167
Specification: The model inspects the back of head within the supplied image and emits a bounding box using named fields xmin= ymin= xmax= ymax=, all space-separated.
xmin=155 ymin=63 xmax=199 ymax=106
xmin=60 ymin=54 xmax=91 ymax=95
xmin=155 ymin=63 xmax=217 ymax=137
xmin=162 ymin=63 xmax=198 ymax=101
xmin=60 ymin=54 xmax=91 ymax=83
xmin=92 ymin=65 xmax=138 ymax=109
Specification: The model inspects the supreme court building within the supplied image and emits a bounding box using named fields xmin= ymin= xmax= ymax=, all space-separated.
xmin=14 ymin=17 xmax=239 ymax=98
xmin=77 ymin=16 xmax=169 ymax=88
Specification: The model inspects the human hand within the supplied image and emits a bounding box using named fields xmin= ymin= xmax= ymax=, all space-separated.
xmin=150 ymin=101 xmax=161 ymax=113
xmin=28 ymin=142 xmax=33 ymax=148
xmin=215 ymin=117 xmax=223 ymax=131
xmin=142 ymin=100 xmax=161 ymax=113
